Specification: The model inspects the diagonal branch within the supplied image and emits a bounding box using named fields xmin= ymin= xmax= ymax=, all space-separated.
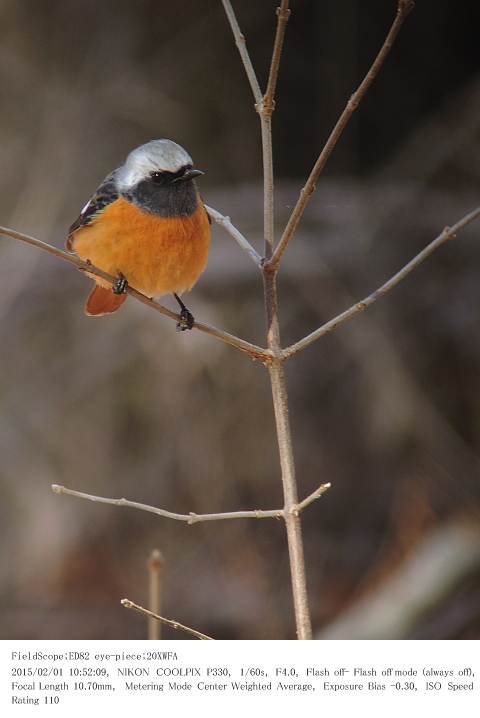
xmin=221 ymin=1 xmax=292 ymax=259
xmin=51 ymin=484 xmax=284 ymax=523
xmin=259 ymin=0 xmax=290 ymax=260
xmin=283 ymin=206 xmax=480 ymax=359
xmin=291 ymin=482 xmax=331 ymax=515
xmin=205 ymin=205 xmax=262 ymax=266
xmin=0 ymin=225 xmax=270 ymax=362
xmin=221 ymin=0 xmax=262 ymax=105
xmin=267 ymin=0 xmax=415 ymax=270
xmin=51 ymin=482 xmax=330 ymax=522
xmin=263 ymin=1 xmax=291 ymax=116
xmin=121 ymin=599 xmax=214 ymax=640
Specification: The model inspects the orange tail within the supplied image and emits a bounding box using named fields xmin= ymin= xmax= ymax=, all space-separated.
xmin=85 ymin=285 xmax=128 ymax=316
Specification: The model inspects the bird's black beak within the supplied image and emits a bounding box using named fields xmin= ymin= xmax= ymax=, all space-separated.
xmin=173 ymin=168 xmax=205 ymax=183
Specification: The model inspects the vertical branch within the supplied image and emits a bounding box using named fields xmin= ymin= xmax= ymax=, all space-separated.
xmin=260 ymin=0 xmax=290 ymax=259
xmin=221 ymin=0 xmax=290 ymax=259
xmin=260 ymin=2 xmax=312 ymax=639
xmin=263 ymin=1 xmax=291 ymax=114
xmin=264 ymin=273 xmax=313 ymax=639
xmin=260 ymin=116 xmax=275 ymax=259
xmin=223 ymin=0 xmax=312 ymax=639
xmin=268 ymin=0 xmax=415 ymax=269
xmin=221 ymin=0 xmax=262 ymax=104
xmin=147 ymin=549 xmax=164 ymax=640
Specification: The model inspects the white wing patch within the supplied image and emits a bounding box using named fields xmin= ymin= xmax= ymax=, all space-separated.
xmin=80 ymin=199 xmax=91 ymax=215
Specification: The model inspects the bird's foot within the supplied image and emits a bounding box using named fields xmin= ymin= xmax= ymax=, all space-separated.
xmin=113 ymin=272 xmax=128 ymax=295
xmin=177 ymin=307 xmax=195 ymax=332
xmin=174 ymin=293 xmax=194 ymax=331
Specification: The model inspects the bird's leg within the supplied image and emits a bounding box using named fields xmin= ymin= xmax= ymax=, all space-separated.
xmin=113 ymin=272 xmax=128 ymax=295
xmin=173 ymin=293 xmax=194 ymax=331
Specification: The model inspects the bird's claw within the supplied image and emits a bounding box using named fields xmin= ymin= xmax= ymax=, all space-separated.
xmin=113 ymin=272 xmax=128 ymax=295
xmin=176 ymin=308 xmax=195 ymax=331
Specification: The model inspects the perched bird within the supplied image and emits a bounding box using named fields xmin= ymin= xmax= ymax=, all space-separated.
xmin=67 ymin=139 xmax=211 ymax=329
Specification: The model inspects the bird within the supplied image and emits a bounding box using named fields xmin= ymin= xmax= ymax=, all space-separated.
xmin=67 ymin=139 xmax=211 ymax=330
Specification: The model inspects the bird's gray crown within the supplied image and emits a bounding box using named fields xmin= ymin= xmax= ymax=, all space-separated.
xmin=115 ymin=139 xmax=193 ymax=191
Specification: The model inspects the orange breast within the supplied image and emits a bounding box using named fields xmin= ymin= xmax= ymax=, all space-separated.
xmin=71 ymin=197 xmax=211 ymax=297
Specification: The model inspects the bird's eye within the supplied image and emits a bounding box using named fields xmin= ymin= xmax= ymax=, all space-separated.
xmin=150 ymin=171 xmax=164 ymax=183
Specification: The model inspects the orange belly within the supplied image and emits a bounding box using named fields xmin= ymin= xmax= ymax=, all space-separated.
xmin=71 ymin=197 xmax=211 ymax=297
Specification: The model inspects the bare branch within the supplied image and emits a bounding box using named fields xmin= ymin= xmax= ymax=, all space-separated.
xmin=221 ymin=1 xmax=292 ymax=258
xmin=220 ymin=0 xmax=262 ymax=104
xmin=52 ymin=481 xmax=328 ymax=522
xmin=263 ymin=1 xmax=291 ymax=116
xmin=267 ymin=0 xmax=415 ymax=270
xmin=292 ymin=482 xmax=331 ymax=516
xmin=205 ymin=205 xmax=262 ymax=266
xmin=0 ymin=225 xmax=271 ymax=362
xmin=121 ymin=599 xmax=214 ymax=641
xmin=147 ymin=550 xmax=164 ymax=640
xmin=283 ymin=206 xmax=480 ymax=360
xmin=220 ymin=0 xmax=314 ymax=637
xmin=51 ymin=484 xmax=284 ymax=523
xmin=260 ymin=1 xmax=290 ymax=259
xmin=261 ymin=118 xmax=275 ymax=259
xmin=265 ymin=352 xmax=312 ymax=639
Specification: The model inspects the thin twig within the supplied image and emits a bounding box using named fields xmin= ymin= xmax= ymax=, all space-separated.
xmin=221 ymin=1 xmax=291 ymax=258
xmin=205 ymin=205 xmax=262 ymax=266
xmin=148 ymin=550 xmax=164 ymax=640
xmin=283 ymin=206 xmax=480 ymax=359
xmin=221 ymin=0 xmax=262 ymax=104
xmin=261 ymin=116 xmax=275 ymax=259
xmin=291 ymin=482 xmax=331 ymax=516
xmin=51 ymin=482 xmax=327 ymax=520
xmin=260 ymin=2 xmax=312 ymax=639
xmin=0 ymin=225 xmax=270 ymax=362
xmin=267 ymin=0 xmax=415 ymax=270
xmin=263 ymin=1 xmax=291 ymax=116
xmin=222 ymin=0 xmax=312 ymax=638
xmin=121 ymin=599 xmax=214 ymax=641
xmin=51 ymin=484 xmax=284 ymax=523
xmin=259 ymin=1 xmax=290 ymax=259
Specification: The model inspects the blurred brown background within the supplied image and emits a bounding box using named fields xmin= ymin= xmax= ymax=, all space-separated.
xmin=1 ymin=0 xmax=479 ymax=640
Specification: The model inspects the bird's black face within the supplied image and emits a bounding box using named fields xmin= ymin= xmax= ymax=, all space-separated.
xmin=149 ymin=165 xmax=205 ymax=186
xmin=122 ymin=165 xmax=204 ymax=218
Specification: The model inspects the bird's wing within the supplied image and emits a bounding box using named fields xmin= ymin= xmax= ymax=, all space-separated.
xmin=66 ymin=170 xmax=119 ymax=250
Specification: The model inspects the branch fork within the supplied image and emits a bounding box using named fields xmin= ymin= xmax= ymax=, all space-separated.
xmin=6 ymin=0 xmax=480 ymax=642
xmin=51 ymin=482 xmax=331 ymax=524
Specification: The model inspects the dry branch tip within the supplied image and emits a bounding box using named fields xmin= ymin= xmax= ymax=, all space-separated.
xmin=398 ymin=0 xmax=415 ymax=14
xmin=121 ymin=598 xmax=214 ymax=640
xmin=268 ymin=0 xmax=414 ymax=270
xmin=282 ymin=206 xmax=480 ymax=359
